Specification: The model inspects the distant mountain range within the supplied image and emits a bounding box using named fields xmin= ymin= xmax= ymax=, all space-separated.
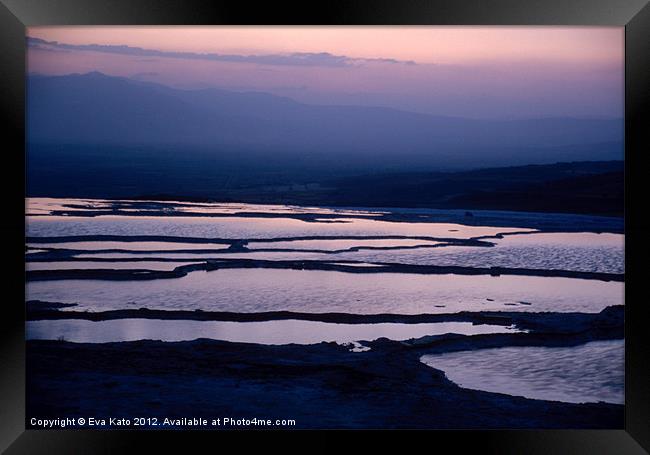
xmin=26 ymin=72 xmax=625 ymax=214
xmin=27 ymin=72 xmax=623 ymax=169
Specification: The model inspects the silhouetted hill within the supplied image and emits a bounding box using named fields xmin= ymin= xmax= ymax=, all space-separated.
xmin=27 ymin=152 xmax=624 ymax=216
xmin=319 ymin=161 xmax=623 ymax=215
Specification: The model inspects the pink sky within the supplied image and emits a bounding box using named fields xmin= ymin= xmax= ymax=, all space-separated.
xmin=26 ymin=27 xmax=624 ymax=119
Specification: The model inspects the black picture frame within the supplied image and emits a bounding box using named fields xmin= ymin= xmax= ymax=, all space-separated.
xmin=1 ymin=0 xmax=648 ymax=452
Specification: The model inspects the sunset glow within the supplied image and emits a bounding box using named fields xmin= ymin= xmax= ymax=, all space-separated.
xmin=27 ymin=26 xmax=623 ymax=118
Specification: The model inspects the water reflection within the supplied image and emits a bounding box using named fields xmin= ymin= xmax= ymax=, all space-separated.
xmin=249 ymin=238 xmax=442 ymax=250
xmin=421 ymin=339 xmax=624 ymax=404
xmin=26 ymin=318 xmax=520 ymax=344
xmin=28 ymin=241 xmax=231 ymax=251
xmin=26 ymin=269 xmax=623 ymax=314
xmin=29 ymin=231 xmax=624 ymax=274
xmin=26 ymin=215 xmax=529 ymax=240
xmin=26 ymin=197 xmax=387 ymax=217
xmin=26 ymin=261 xmax=198 ymax=271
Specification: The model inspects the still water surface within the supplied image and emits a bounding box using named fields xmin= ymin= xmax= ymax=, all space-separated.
xmin=26 ymin=318 xmax=520 ymax=344
xmin=26 ymin=269 xmax=623 ymax=314
xmin=421 ymin=339 xmax=624 ymax=404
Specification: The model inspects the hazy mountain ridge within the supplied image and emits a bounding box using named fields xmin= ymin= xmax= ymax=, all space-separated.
xmin=28 ymin=72 xmax=623 ymax=168
xmin=27 ymin=72 xmax=624 ymax=214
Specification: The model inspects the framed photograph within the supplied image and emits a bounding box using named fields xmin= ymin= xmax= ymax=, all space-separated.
xmin=1 ymin=0 xmax=648 ymax=452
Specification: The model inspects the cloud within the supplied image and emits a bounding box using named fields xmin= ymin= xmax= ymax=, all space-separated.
xmin=27 ymin=37 xmax=416 ymax=67
xmin=28 ymin=43 xmax=71 ymax=53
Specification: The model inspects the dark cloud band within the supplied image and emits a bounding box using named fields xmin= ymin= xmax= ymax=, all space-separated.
xmin=27 ymin=37 xmax=416 ymax=67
